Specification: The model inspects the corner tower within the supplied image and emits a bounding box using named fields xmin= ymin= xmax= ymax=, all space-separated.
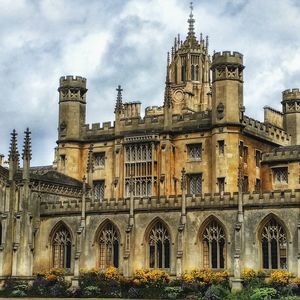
xmin=282 ymin=88 xmax=300 ymax=145
xmin=211 ymin=51 xmax=244 ymax=125
xmin=168 ymin=3 xmax=211 ymax=114
xmin=58 ymin=76 xmax=87 ymax=141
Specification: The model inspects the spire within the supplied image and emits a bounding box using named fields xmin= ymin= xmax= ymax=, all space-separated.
xmin=22 ymin=128 xmax=32 ymax=161
xmin=114 ymin=85 xmax=123 ymax=114
xmin=9 ymin=129 xmax=19 ymax=163
xmin=187 ymin=2 xmax=196 ymax=39
xmin=8 ymin=129 xmax=19 ymax=180
xmin=164 ymin=52 xmax=172 ymax=108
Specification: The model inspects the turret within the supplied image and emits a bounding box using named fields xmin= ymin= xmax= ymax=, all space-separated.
xmin=168 ymin=3 xmax=211 ymax=113
xmin=282 ymin=88 xmax=300 ymax=144
xmin=58 ymin=76 xmax=87 ymax=140
xmin=211 ymin=51 xmax=244 ymax=125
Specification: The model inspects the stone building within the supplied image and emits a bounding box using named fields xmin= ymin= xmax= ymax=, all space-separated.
xmin=0 ymin=4 xmax=299 ymax=289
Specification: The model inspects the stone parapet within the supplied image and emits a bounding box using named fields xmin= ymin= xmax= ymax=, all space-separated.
xmin=242 ymin=115 xmax=290 ymax=146
xmin=282 ymin=88 xmax=300 ymax=102
xmin=212 ymin=51 xmax=243 ymax=66
xmin=59 ymin=76 xmax=87 ymax=89
xmin=262 ymin=147 xmax=300 ymax=163
xmin=39 ymin=190 xmax=300 ymax=216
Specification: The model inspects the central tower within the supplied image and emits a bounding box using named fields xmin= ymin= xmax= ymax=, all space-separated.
xmin=168 ymin=3 xmax=211 ymax=114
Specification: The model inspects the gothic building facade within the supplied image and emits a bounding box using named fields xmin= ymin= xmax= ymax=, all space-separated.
xmin=0 ymin=6 xmax=299 ymax=289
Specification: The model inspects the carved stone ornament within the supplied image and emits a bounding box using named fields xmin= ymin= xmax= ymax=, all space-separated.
xmin=217 ymin=102 xmax=225 ymax=120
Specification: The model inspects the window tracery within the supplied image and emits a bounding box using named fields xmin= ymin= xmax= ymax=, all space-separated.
xmin=261 ymin=218 xmax=287 ymax=269
xmin=52 ymin=224 xmax=72 ymax=270
xmin=202 ymin=220 xmax=226 ymax=269
xmin=148 ymin=221 xmax=170 ymax=269
xmin=98 ymin=222 xmax=119 ymax=269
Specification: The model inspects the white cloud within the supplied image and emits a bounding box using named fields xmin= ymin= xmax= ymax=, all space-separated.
xmin=0 ymin=0 xmax=300 ymax=165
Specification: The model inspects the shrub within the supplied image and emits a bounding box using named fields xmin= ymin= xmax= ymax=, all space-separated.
xmin=204 ymin=284 xmax=229 ymax=300
xmin=30 ymin=268 xmax=70 ymax=297
xmin=164 ymin=286 xmax=184 ymax=299
xmin=250 ymin=287 xmax=277 ymax=300
xmin=270 ymin=270 xmax=292 ymax=286
xmin=82 ymin=285 xmax=101 ymax=297
xmin=241 ymin=268 xmax=266 ymax=289
xmin=2 ymin=278 xmax=29 ymax=297
xmin=79 ymin=267 xmax=122 ymax=297
xmin=132 ymin=269 xmax=170 ymax=298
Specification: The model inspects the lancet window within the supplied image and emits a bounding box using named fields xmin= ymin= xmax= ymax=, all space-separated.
xmin=98 ymin=222 xmax=120 ymax=269
xmin=52 ymin=224 xmax=72 ymax=270
xmin=124 ymin=143 xmax=154 ymax=197
xmin=191 ymin=55 xmax=199 ymax=81
xmin=261 ymin=218 xmax=287 ymax=269
xmin=202 ymin=220 xmax=226 ymax=269
xmin=181 ymin=56 xmax=187 ymax=82
xmin=148 ymin=221 xmax=170 ymax=269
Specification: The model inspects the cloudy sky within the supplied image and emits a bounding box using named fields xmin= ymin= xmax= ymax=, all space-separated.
xmin=0 ymin=0 xmax=300 ymax=166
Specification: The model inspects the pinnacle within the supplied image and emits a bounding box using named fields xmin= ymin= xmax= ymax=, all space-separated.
xmin=187 ymin=2 xmax=196 ymax=39
xmin=22 ymin=127 xmax=32 ymax=160
xmin=164 ymin=52 xmax=172 ymax=109
xmin=86 ymin=144 xmax=94 ymax=173
xmin=8 ymin=129 xmax=20 ymax=163
xmin=114 ymin=85 xmax=123 ymax=114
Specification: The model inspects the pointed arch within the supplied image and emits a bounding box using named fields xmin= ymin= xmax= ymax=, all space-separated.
xmin=95 ymin=219 xmax=120 ymax=270
xmin=50 ymin=220 xmax=72 ymax=270
xmin=199 ymin=215 xmax=227 ymax=269
xmin=257 ymin=213 xmax=288 ymax=270
xmin=144 ymin=217 xmax=171 ymax=269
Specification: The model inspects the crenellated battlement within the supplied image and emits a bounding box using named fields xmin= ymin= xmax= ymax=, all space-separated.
xmin=39 ymin=189 xmax=300 ymax=216
xmin=242 ymin=115 xmax=291 ymax=146
xmin=59 ymin=76 xmax=87 ymax=89
xmin=82 ymin=121 xmax=115 ymax=138
xmin=145 ymin=106 xmax=164 ymax=116
xmin=212 ymin=51 xmax=243 ymax=65
xmin=282 ymin=88 xmax=300 ymax=102
xmin=262 ymin=146 xmax=300 ymax=163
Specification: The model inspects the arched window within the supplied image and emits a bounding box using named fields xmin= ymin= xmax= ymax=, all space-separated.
xmin=261 ymin=218 xmax=287 ymax=269
xmin=148 ymin=221 xmax=170 ymax=269
xmin=52 ymin=223 xmax=72 ymax=269
xmin=191 ymin=65 xmax=195 ymax=80
xmin=98 ymin=222 xmax=119 ymax=269
xmin=202 ymin=219 xmax=226 ymax=269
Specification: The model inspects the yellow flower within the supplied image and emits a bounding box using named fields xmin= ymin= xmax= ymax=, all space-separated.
xmin=270 ymin=270 xmax=292 ymax=285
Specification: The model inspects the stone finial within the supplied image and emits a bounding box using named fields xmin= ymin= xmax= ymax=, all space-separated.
xmin=22 ymin=128 xmax=32 ymax=161
xmin=181 ymin=168 xmax=187 ymax=191
xmin=164 ymin=52 xmax=173 ymax=109
xmin=86 ymin=144 xmax=94 ymax=173
xmin=114 ymin=85 xmax=123 ymax=114
xmin=9 ymin=129 xmax=20 ymax=163
xmin=187 ymin=2 xmax=195 ymax=38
